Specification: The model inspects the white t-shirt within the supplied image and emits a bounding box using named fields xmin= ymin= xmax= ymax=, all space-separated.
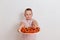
xmin=20 ymin=19 xmax=40 ymax=40
xmin=21 ymin=18 xmax=34 ymax=27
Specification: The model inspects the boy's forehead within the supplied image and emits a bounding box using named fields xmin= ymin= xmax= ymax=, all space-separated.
xmin=25 ymin=10 xmax=32 ymax=12
xmin=25 ymin=10 xmax=32 ymax=14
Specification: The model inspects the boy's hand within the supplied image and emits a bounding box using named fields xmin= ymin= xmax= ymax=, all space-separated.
xmin=18 ymin=22 xmax=25 ymax=32
xmin=32 ymin=20 xmax=38 ymax=27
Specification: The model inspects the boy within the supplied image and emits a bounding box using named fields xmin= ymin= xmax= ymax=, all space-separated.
xmin=18 ymin=8 xmax=39 ymax=32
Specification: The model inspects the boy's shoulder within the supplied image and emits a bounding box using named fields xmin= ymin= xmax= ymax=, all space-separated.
xmin=20 ymin=18 xmax=37 ymax=22
xmin=32 ymin=18 xmax=37 ymax=22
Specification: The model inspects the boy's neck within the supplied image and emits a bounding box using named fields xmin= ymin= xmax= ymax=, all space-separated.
xmin=26 ymin=18 xmax=32 ymax=20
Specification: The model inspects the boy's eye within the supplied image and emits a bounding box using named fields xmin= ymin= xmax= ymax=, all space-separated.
xmin=26 ymin=14 xmax=28 ymax=15
xmin=29 ymin=14 xmax=31 ymax=15
xmin=25 ymin=13 xmax=32 ymax=15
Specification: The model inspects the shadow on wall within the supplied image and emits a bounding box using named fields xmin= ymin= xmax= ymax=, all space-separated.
xmin=5 ymin=13 xmax=24 ymax=40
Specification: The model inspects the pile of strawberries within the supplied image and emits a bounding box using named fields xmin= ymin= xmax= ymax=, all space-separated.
xmin=21 ymin=27 xmax=40 ymax=33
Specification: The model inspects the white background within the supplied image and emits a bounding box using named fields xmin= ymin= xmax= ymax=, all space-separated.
xmin=0 ymin=0 xmax=60 ymax=40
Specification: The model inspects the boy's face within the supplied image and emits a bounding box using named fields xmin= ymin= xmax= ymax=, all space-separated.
xmin=24 ymin=10 xmax=32 ymax=20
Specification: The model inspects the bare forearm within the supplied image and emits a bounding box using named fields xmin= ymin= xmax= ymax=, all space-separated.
xmin=32 ymin=20 xmax=39 ymax=27
xmin=18 ymin=22 xmax=25 ymax=32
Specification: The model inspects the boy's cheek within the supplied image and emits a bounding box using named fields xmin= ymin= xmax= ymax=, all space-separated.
xmin=25 ymin=15 xmax=28 ymax=18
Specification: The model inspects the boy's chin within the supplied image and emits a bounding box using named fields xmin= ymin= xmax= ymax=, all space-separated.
xmin=26 ymin=18 xmax=32 ymax=20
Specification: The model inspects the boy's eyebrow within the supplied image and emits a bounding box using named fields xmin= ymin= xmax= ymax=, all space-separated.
xmin=24 ymin=11 xmax=33 ymax=14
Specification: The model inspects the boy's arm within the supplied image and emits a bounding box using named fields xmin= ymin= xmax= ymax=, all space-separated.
xmin=32 ymin=19 xmax=39 ymax=27
xmin=17 ymin=22 xmax=25 ymax=32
